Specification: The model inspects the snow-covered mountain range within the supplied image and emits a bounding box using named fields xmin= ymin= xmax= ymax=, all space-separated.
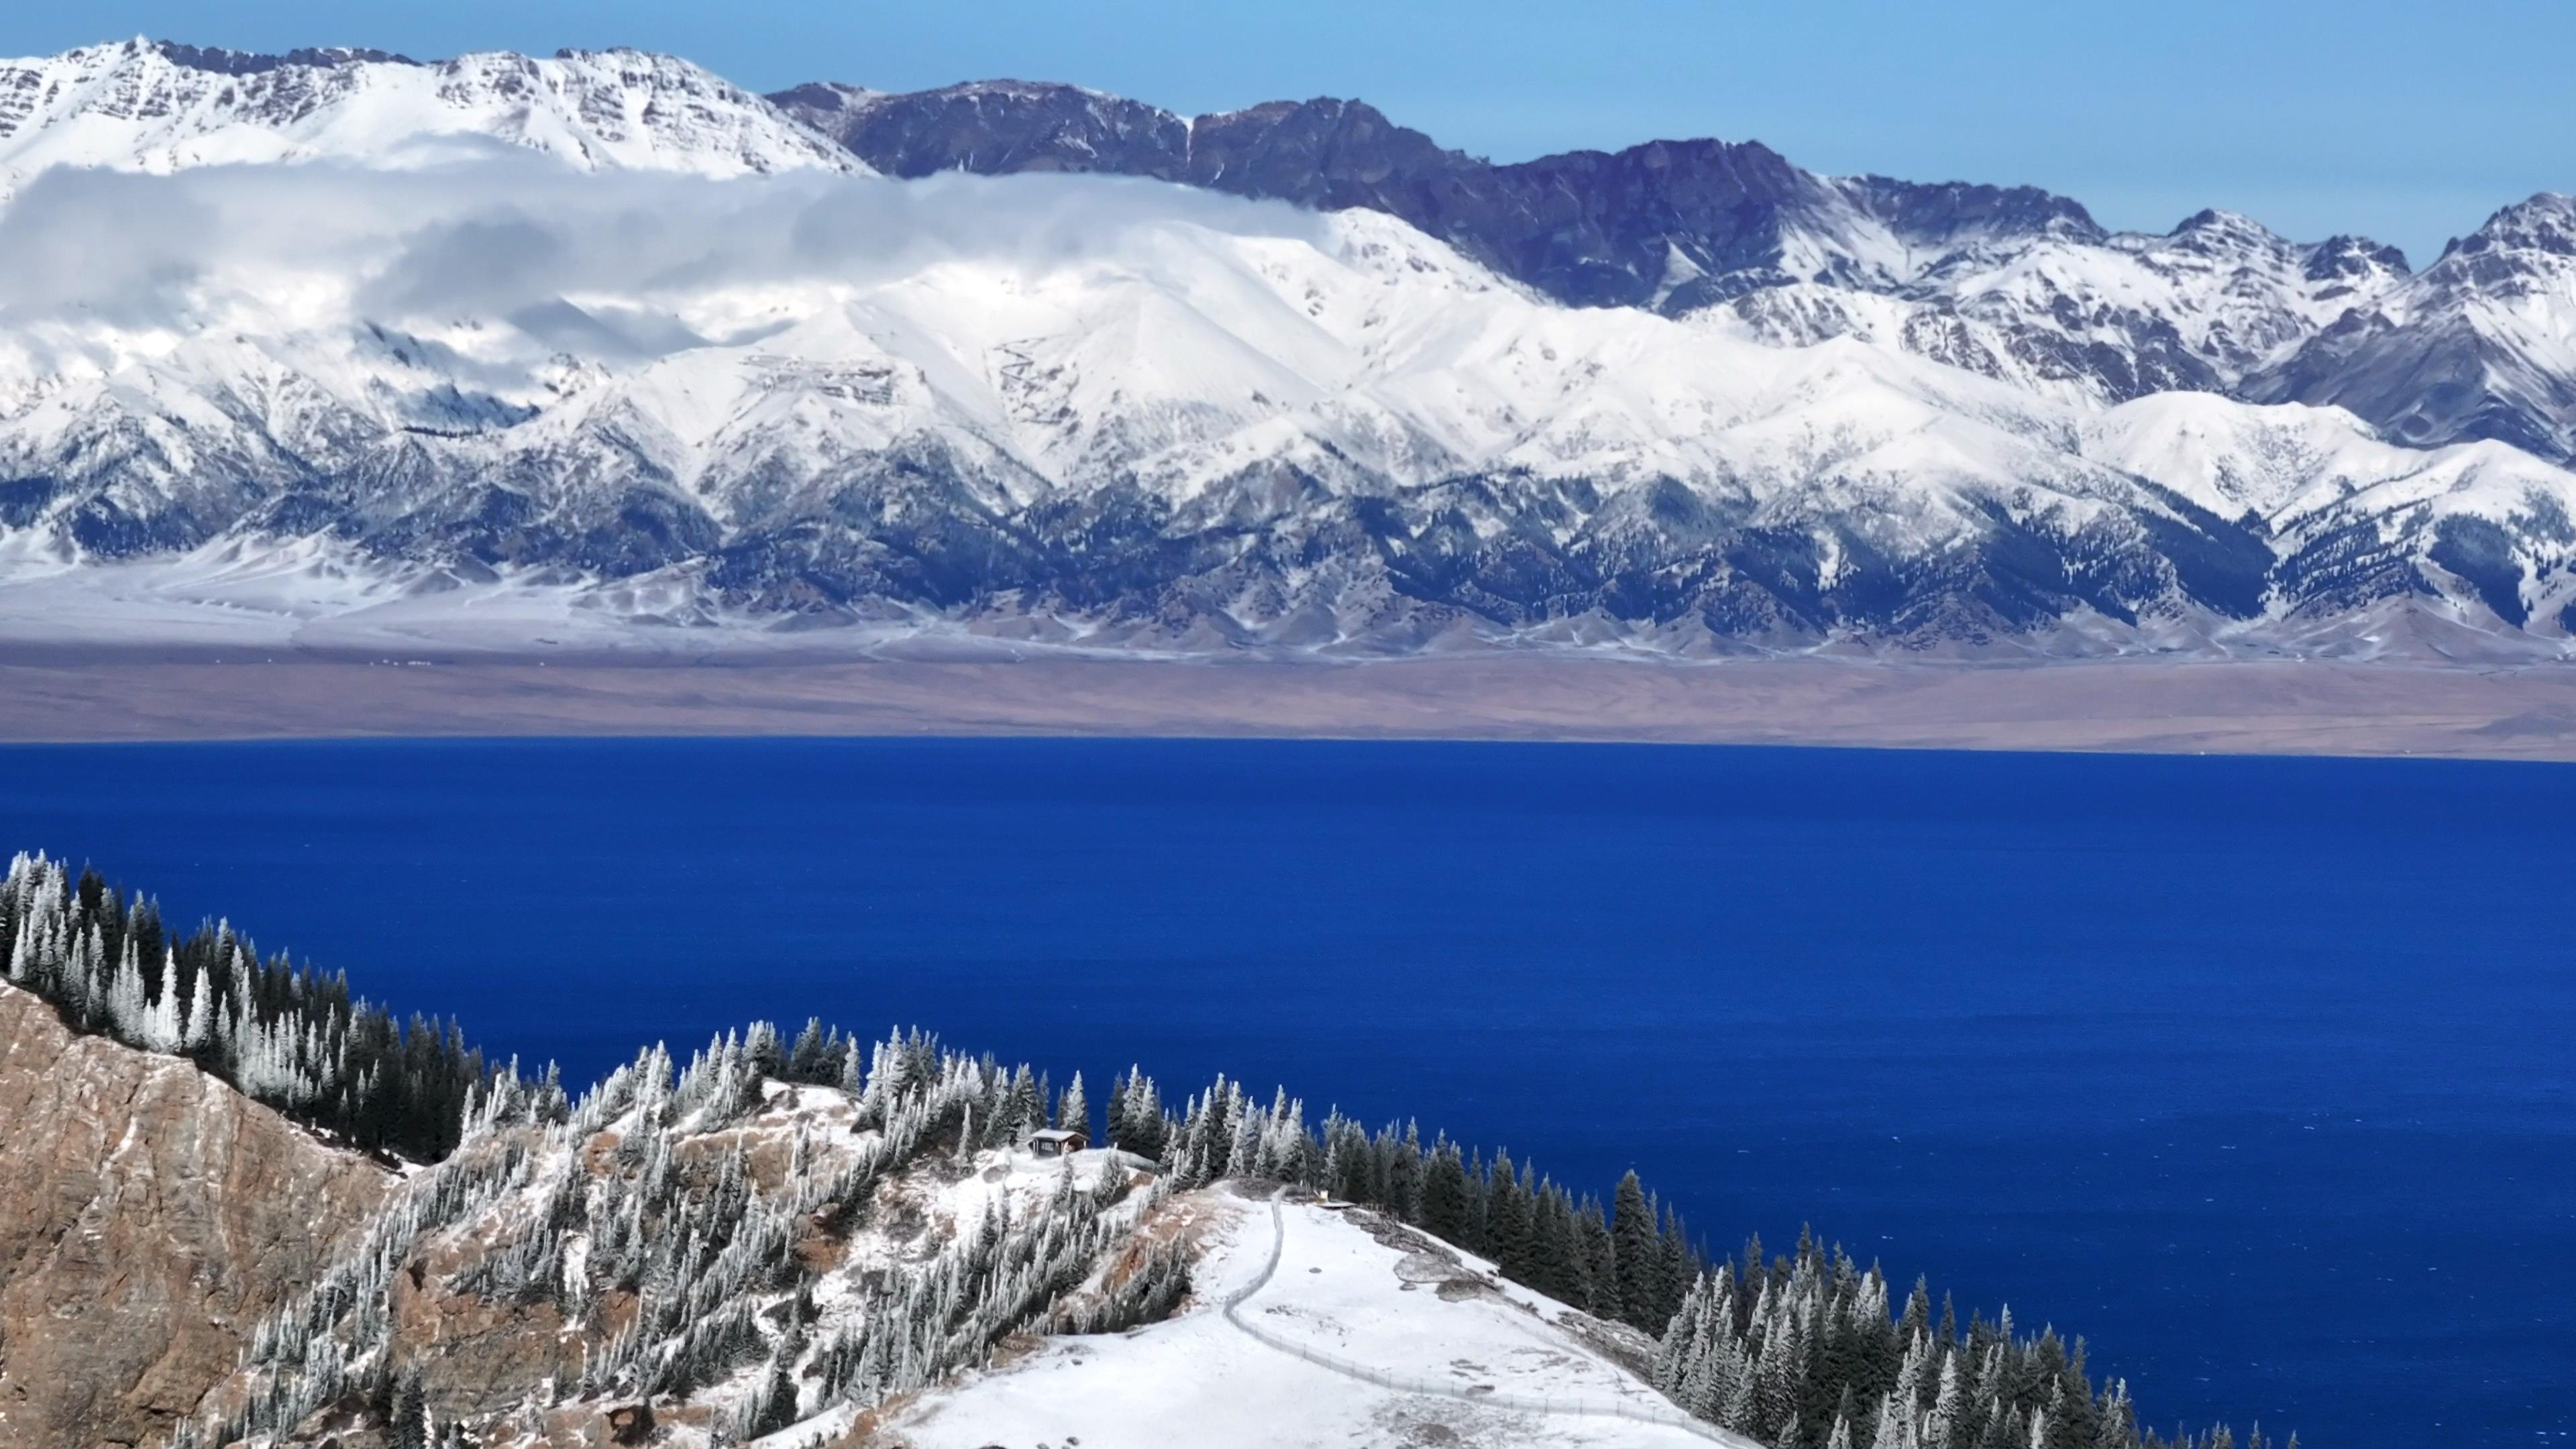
xmin=1 ymin=38 xmax=2572 ymax=657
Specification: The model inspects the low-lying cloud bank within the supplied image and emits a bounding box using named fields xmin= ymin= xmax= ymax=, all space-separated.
xmin=0 ymin=152 xmax=1339 ymax=347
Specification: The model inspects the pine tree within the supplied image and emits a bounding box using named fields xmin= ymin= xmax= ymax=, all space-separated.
xmin=786 ymin=1017 xmax=833 ymax=1081
xmin=1611 ymin=1170 xmax=1662 ymax=1330
xmin=1460 ymin=1146 xmax=1491 ymax=1255
xmin=1057 ymin=1071 xmax=1089 ymax=1140
xmin=1927 ymin=1348 xmax=1965 ymax=1449
xmin=1754 ymin=1293 xmax=1801 ymax=1436
xmin=1383 ymin=1122 xmax=1424 ymax=1220
xmin=1901 ymin=1275 xmax=1933 ymax=1346
xmin=1872 ymin=1391 xmax=1909 ymax=1449
xmin=1106 ymin=1069 xmax=1132 ymax=1146
xmin=1484 ymin=1153 xmax=1534 ymax=1281
xmin=1576 ymin=1196 xmax=1618 ymax=1320
xmin=181 ymin=961 xmax=215 ymax=1053
xmin=391 ymin=1368 xmax=429 ymax=1449
xmin=1418 ymin=1138 xmax=1470 ymax=1242
xmin=1536 ymin=1183 xmax=1585 ymax=1306
xmin=751 ymin=1354 xmax=800 ymax=1437
xmin=743 ymin=1020 xmax=784 ymax=1079
xmin=1723 ymin=1355 xmax=1761 ymax=1436
xmin=1659 ymin=1203 xmax=1697 ymax=1325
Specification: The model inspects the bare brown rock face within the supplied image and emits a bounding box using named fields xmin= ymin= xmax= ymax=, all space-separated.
xmin=0 ymin=981 xmax=392 ymax=1448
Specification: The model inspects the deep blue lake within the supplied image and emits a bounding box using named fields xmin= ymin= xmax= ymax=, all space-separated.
xmin=3 ymin=737 xmax=2569 ymax=1446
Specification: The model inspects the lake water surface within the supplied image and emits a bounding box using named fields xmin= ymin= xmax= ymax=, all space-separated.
xmin=3 ymin=737 xmax=2569 ymax=1447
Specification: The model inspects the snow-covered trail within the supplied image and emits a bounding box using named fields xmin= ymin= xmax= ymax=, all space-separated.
xmin=1220 ymin=1190 xmax=1741 ymax=1444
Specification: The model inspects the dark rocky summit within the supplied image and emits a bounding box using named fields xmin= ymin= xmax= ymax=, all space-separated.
xmin=776 ymin=80 xmax=2102 ymax=313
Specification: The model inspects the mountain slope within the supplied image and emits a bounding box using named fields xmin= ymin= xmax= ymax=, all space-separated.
xmin=1708 ymin=210 xmax=2412 ymax=405
xmin=0 ymin=982 xmax=390 ymax=1448
xmin=0 ymin=38 xmax=862 ymax=191
xmin=2253 ymin=193 xmax=2576 ymax=463
xmin=773 ymin=80 xmax=2413 ymax=407
xmin=885 ymin=1189 xmax=1729 ymax=1448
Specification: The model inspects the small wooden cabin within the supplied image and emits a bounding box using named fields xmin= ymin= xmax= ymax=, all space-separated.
xmin=1027 ymin=1127 xmax=1088 ymax=1159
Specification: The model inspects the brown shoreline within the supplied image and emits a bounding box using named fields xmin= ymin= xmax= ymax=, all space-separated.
xmin=1 ymin=652 xmax=2573 ymax=760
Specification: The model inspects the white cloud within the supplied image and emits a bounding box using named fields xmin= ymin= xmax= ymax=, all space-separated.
xmin=0 ymin=156 xmax=1336 ymax=352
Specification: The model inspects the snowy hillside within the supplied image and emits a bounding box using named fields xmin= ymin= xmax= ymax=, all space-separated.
xmin=885 ymin=1189 xmax=1731 ymax=1449
xmin=1710 ymin=209 xmax=2412 ymax=405
xmin=0 ymin=38 xmax=861 ymax=191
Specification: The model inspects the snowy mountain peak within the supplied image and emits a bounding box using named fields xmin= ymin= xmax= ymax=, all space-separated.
xmin=0 ymin=38 xmax=865 ymax=189
xmin=2436 ymin=191 xmax=2576 ymax=272
xmin=1835 ymin=173 xmax=2106 ymax=248
xmin=2169 ymin=207 xmax=2277 ymax=242
xmin=2302 ymin=233 xmax=2411 ymax=284
xmin=2251 ymin=191 xmax=2576 ymax=464
xmin=782 ymin=76 xmax=1189 ymax=184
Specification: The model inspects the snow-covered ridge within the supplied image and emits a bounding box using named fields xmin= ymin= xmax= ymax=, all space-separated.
xmin=2249 ymin=191 xmax=2576 ymax=464
xmin=1701 ymin=203 xmax=2415 ymax=414
xmin=783 ymin=66 xmax=2576 ymax=477
xmin=0 ymin=37 xmax=863 ymax=190
xmin=778 ymin=71 xmax=2435 ymax=415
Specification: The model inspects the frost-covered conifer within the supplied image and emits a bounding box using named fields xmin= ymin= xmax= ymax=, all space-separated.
xmin=1057 ymin=1070 xmax=1088 ymax=1138
xmin=140 ymin=960 xmax=184 ymax=1053
xmin=1927 ymin=1350 xmax=1965 ymax=1449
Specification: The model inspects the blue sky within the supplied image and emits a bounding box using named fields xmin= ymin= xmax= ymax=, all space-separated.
xmin=15 ymin=1 xmax=2570 ymax=265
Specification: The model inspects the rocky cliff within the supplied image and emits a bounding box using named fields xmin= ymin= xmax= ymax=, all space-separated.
xmin=0 ymin=982 xmax=390 ymax=1448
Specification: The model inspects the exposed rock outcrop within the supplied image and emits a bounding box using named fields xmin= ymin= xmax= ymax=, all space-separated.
xmin=0 ymin=982 xmax=391 ymax=1448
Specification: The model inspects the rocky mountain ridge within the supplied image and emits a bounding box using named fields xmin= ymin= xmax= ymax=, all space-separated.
xmin=780 ymin=75 xmax=2576 ymax=473
xmin=773 ymin=80 xmax=2425 ymax=411
xmin=2249 ymin=191 xmax=2576 ymax=464
xmin=0 ymin=38 xmax=860 ymax=191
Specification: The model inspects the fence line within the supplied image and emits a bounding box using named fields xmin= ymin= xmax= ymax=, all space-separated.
xmin=1218 ymin=1195 xmax=1735 ymax=1443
